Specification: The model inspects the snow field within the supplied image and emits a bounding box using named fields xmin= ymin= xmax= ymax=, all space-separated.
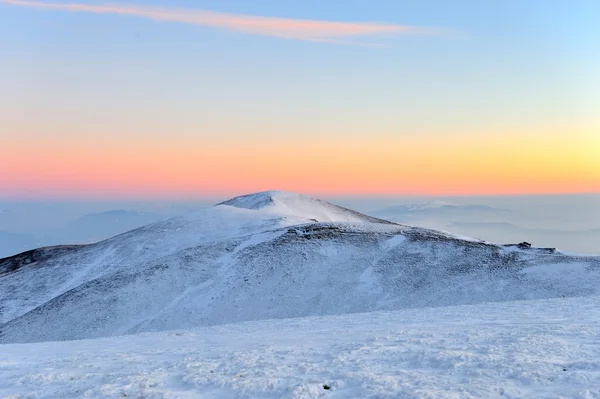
xmin=2 ymin=295 xmax=599 ymax=399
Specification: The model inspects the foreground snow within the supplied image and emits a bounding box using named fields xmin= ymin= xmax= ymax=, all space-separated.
xmin=2 ymin=296 xmax=600 ymax=399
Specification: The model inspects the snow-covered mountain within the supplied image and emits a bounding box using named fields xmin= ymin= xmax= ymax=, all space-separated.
xmin=219 ymin=190 xmax=392 ymax=224
xmin=1 ymin=190 xmax=599 ymax=344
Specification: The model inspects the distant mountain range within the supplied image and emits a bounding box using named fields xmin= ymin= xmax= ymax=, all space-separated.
xmin=373 ymin=201 xmax=512 ymax=222
xmin=371 ymin=201 xmax=598 ymax=254
xmin=1 ymin=191 xmax=598 ymax=344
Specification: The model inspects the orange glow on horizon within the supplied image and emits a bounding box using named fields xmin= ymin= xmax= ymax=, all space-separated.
xmin=1 ymin=129 xmax=598 ymax=199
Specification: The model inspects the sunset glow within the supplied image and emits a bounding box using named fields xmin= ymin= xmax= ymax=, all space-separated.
xmin=2 ymin=130 xmax=598 ymax=198
xmin=1 ymin=0 xmax=599 ymax=199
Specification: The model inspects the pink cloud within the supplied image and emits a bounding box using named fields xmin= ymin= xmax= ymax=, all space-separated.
xmin=1 ymin=0 xmax=443 ymax=44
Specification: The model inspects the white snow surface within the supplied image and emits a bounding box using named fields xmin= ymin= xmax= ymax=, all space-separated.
xmin=0 ymin=192 xmax=393 ymax=328
xmin=1 ymin=191 xmax=600 ymax=344
xmin=219 ymin=190 xmax=391 ymax=224
xmin=2 ymin=191 xmax=600 ymax=397
xmin=2 ymin=295 xmax=600 ymax=399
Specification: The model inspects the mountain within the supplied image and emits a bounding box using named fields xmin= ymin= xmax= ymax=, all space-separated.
xmin=1 ymin=190 xmax=599 ymax=344
xmin=218 ymin=190 xmax=392 ymax=224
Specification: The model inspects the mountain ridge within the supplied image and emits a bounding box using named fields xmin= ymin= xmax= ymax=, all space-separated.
xmin=218 ymin=190 xmax=394 ymax=224
xmin=1 ymin=191 xmax=599 ymax=344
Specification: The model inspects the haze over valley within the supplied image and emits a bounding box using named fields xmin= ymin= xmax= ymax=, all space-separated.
xmin=1 ymin=193 xmax=598 ymax=258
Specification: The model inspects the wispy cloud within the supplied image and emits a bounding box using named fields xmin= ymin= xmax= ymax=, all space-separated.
xmin=1 ymin=0 xmax=444 ymax=44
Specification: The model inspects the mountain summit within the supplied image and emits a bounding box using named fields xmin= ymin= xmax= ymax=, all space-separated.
xmin=218 ymin=190 xmax=391 ymax=224
xmin=1 ymin=190 xmax=599 ymax=344
xmin=218 ymin=190 xmax=299 ymax=210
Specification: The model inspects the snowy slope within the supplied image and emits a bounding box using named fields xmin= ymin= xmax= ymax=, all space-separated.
xmin=0 ymin=204 xmax=286 ymax=324
xmin=1 ymin=191 xmax=600 ymax=344
xmin=0 ymin=192 xmax=392 ymax=326
xmin=2 ymin=295 xmax=600 ymax=399
xmin=220 ymin=190 xmax=392 ymax=224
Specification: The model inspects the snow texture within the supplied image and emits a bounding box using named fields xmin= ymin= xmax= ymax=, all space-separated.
xmin=1 ymin=295 xmax=600 ymax=398
xmin=1 ymin=191 xmax=599 ymax=344
xmin=219 ymin=190 xmax=392 ymax=224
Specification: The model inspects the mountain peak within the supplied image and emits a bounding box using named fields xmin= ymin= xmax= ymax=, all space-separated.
xmin=217 ymin=190 xmax=392 ymax=224
xmin=216 ymin=190 xmax=302 ymax=210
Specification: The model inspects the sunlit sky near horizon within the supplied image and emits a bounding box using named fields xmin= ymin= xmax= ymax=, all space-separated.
xmin=1 ymin=0 xmax=599 ymax=199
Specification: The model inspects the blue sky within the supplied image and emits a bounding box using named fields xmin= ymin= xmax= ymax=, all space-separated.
xmin=1 ymin=1 xmax=598 ymax=198
xmin=2 ymin=0 xmax=597 ymax=135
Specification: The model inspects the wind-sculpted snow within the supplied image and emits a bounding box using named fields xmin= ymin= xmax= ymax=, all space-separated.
xmin=0 ymin=204 xmax=292 ymax=324
xmin=1 ymin=191 xmax=599 ymax=343
xmin=220 ymin=190 xmax=392 ymax=224
xmin=2 ymin=296 xmax=600 ymax=398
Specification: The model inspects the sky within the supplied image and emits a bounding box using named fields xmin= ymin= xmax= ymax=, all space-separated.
xmin=1 ymin=0 xmax=599 ymax=199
